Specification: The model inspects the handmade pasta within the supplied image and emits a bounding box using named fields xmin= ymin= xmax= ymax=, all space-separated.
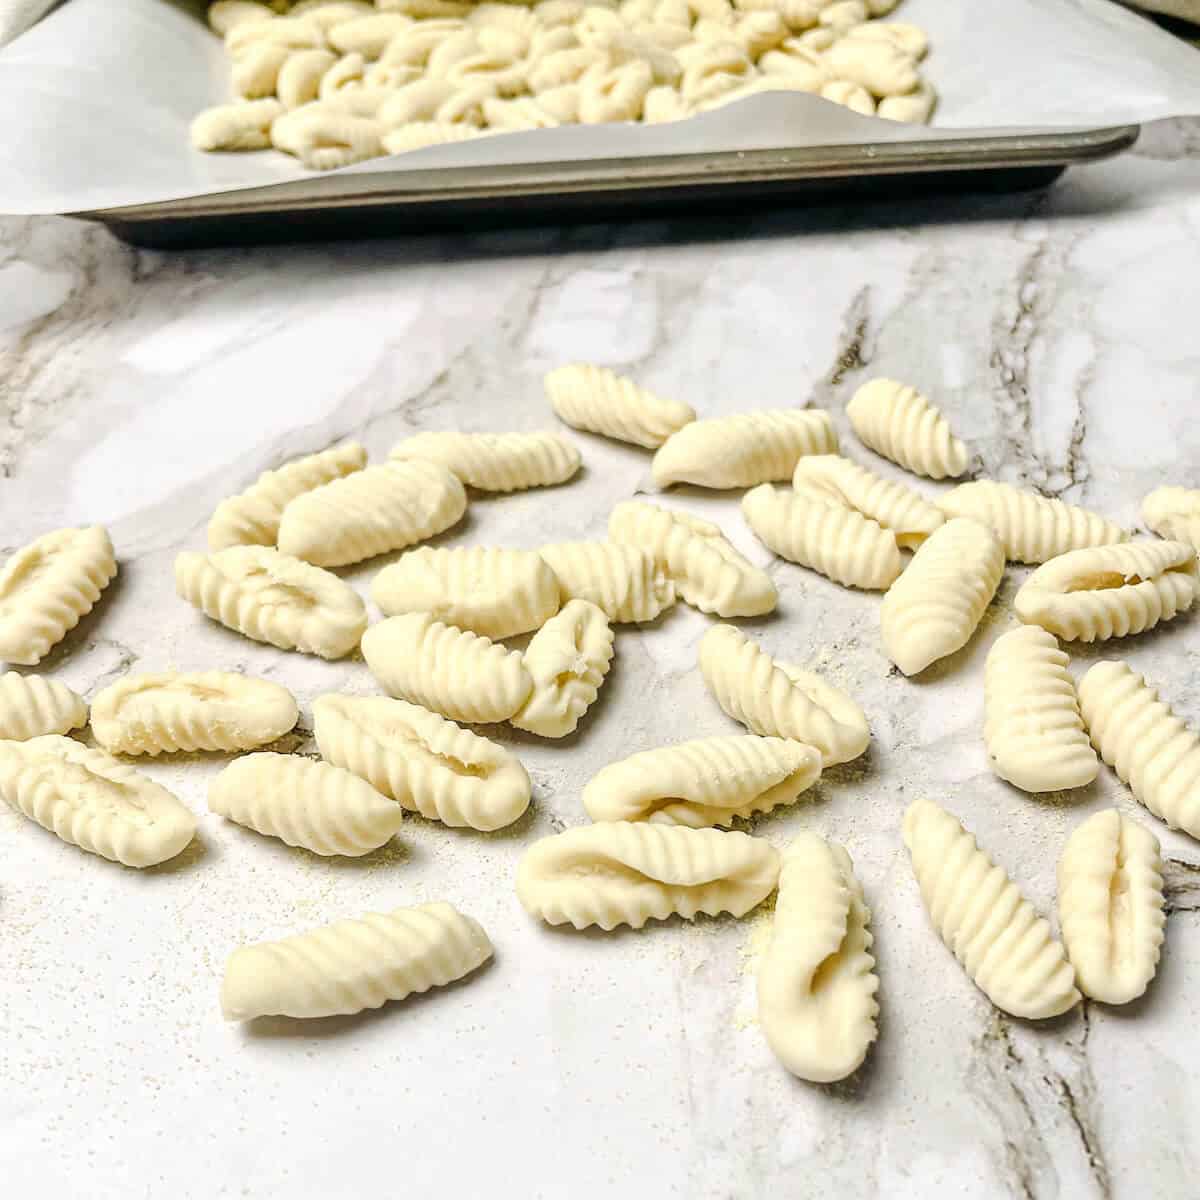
xmin=538 ymin=541 xmax=675 ymax=623
xmin=389 ymin=430 xmax=580 ymax=491
xmin=1142 ymin=485 xmax=1200 ymax=550
xmin=0 ymin=673 xmax=87 ymax=742
xmin=846 ymin=378 xmax=968 ymax=480
xmin=544 ymin=364 xmax=695 ymax=449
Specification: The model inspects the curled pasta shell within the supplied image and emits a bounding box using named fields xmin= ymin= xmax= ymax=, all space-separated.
xmin=1142 ymin=485 xmax=1200 ymax=551
xmin=0 ymin=673 xmax=87 ymax=741
xmin=847 ymin=378 xmax=968 ymax=480
xmin=190 ymin=98 xmax=285 ymax=150
xmin=389 ymin=430 xmax=580 ymax=492
xmin=545 ymin=364 xmax=695 ymax=449
xmin=539 ymin=541 xmax=675 ymax=623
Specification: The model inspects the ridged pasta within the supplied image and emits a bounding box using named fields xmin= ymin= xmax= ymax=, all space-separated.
xmin=90 ymin=671 xmax=299 ymax=757
xmin=208 ymin=1 xmax=278 ymax=36
xmin=0 ymin=673 xmax=87 ymax=741
xmin=190 ymin=98 xmax=285 ymax=150
xmin=791 ymin=454 xmax=944 ymax=548
xmin=0 ymin=735 xmax=196 ymax=868
xmin=902 ymin=798 xmax=1080 ymax=1019
xmin=983 ymin=627 xmax=1098 ymax=793
xmin=846 ymin=378 xmax=968 ymax=480
xmin=1014 ymin=540 xmax=1199 ymax=643
xmin=538 ymin=542 xmax=675 ymax=624
xmin=0 ymin=527 xmax=118 ymax=666
xmin=758 ymin=835 xmax=879 ymax=1083
xmin=389 ymin=430 xmax=581 ymax=492
xmin=607 ymin=500 xmax=777 ymax=618
xmin=313 ymin=694 xmax=530 ymax=830
xmin=207 ymin=441 xmax=367 ymax=551
xmin=511 ymin=599 xmax=614 ymax=738
xmin=1057 ymin=810 xmax=1165 ymax=1005
xmin=544 ymin=364 xmax=695 ymax=449
xmin=516 ymin=822 xmax=781 ymax=930
xmin=698 ymin=625 xmax=868 ymax=766
xmin=1142 ymin=486 xmax=1200 ymax=551
xmin=328 ymin=12 xmax=414 ymax=56
xmin=221 ymin=902 xmax=493 ymax=1020
xmin=938 ymin=480 xmax=1127 ymax=564
xmin=174 ymin=545 xmax=367 ymax=660
xmin=1078 ymin=660 xmax=1200 ymax=840
xmin=652 ymin=409 xmax=838 ymax=489
xmin=742 ymin=484 xmax=903 ymax=590
xmin=361 ymin=612 xmax=533 ymax=723
xmin=582 ymin=735 xmax=821 ymax=827
xmin=277 ymin=461 xmax=467 ymax=567
xmin=209 ymin=752 xmax=403 ymax=856
xmin=880 ymin=517 xmax=1004 ymax=676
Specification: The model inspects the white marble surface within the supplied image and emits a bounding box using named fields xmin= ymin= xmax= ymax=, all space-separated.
xmin=3 ymin=121 xmax=1200 ymax=1200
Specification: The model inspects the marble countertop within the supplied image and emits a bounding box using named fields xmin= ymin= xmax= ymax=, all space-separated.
xmin=3 ymin=120 xmax=1200 ymax=1200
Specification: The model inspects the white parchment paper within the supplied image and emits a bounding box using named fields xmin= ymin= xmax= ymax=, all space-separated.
xmin=1 ymin=0 xmax=1199 ymax=214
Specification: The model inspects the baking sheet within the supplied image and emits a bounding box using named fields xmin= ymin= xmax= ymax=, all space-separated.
xmin=1 ymin=0 xmax=1199 ymax=214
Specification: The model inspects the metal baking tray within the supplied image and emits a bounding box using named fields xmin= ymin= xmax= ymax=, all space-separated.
xmin=75 ymin=125 xmax=1139 ymax=249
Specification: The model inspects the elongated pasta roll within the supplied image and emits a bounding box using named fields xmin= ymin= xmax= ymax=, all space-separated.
xmin=758 ymin=835 xmax=878 ymax=1083
xmin=290 ymin=2 xmax=374 ymax=29
xmin=377 ymin=21 xmax=466 ymax=69
xmin=270 ymin=104 xmax=384 ymax=169
xmin=327 ymin=13 xmax=414 ymax=57
xmin=313 ymin=694 xmax=530 ymax=830
xmin=743 ymin=484 xmax=903 ymax=590
xmin=90 ymin=671 xmax=299 ymax=756
xmin=545 ymin=364 xmax=695 ymax=449
xmin=579 ymin=60 xmax=655 ymax=123
xmin=1057 ymin=810 xmax=1165 ymax=1005
xmin=608 ymin=500 xmax=776 ymax=618
xmin=758 ymin=45 xmax=829 ymax=91
xmin=880 ymin=518 xmax=1003 ymax=676
xmin=191 ymin=98 xmax=285 ymax=150
xmin=481 ymin=96 xmax=562 ymax=130
xmin=0 ymin=673 xmax=87 ymax=741
xmin=382 ymin=122 xmax=485 ymax=152
xmin=583 ymin=735 xmax=821 ymax=827
xmin=536 ymin=0 xmax=587 ymax=26
xmin=1142 ymin=486 xmax=1200 ymax=551
xmin=209 ymin=1 xmax=277 ymax=36
xmin=221 ymin=902 xmax=492 ymax=1020
xmin=377 ymin=82 xmax=460 ymax=124
xmin=277 ymin=461 xmax=466 ymax=567
xmin=877 ymin=82 xmax=936 ymax=124
xmin=847 ymin=378 xmax=968 ymax=481
xmin=643 ymin=84 xmax=690 ymax=122
xmin=389 ymin=430 xmax=580 ymax=492
xmin=678 ymin=40 xmax=753 ymax=106
xmin=527 ymin=46 xmax=608 ymax=92
xmin=533 ymin=84 xmax=582 ymax=123
xmin=378 ymin=0 xmax=472 ymax=16
xmin=174 ymin=545 xmax=367 ymax=660
xmin=731 ymin=11 xmax=788 ymax=55
xmin=361 ymin=613 xmax=533 ymax=724
xmin=734 ymin=0 xmax=823 ymax=29
xmin=209 ymin=752 xmax=402 ymax=856
xmin=699 ymin=625 xmax=868 ymax=766
xmin=230 ymin=42 xmax=288 ymax=97
xmin=372 ymin=547 xmax=561 ymax=639
xmin=825 ymin=33 xmax=918 ymax=97
xmin=792 ymin=454 xmax=943 ymax=548
xmin=902 ymin=798 xmax=1080 ymax=1019
xmin=276 ymin=49 xmax=339 ymax=107
xmin=818 ymin=79 xmax=876 ymax=115
xmin=0 ymin=735 xmax=195 ymax=868
xmin=539 ymin=542 xmax=675 ymax=623
xmin=207 ymin=441 xmax=367 ymax=551
xmin=819 ymin=0 xmax=868 ymax=32
xmin=938 ymin=480 xmax=1127 ymax=564
xmin=1014 ymin=541 xmax=1199 ymax=643
xmin=511 ymin=600 xmax=614 ymax=738
xmin=226 ymin=15 xmax=326 ymax=54
xmin=653 ymin=410 xmax=837 ymax=490
xmin=0 ymin=526 xmax=117 ymax=666
xmin=845 ymin=19 xmax=927 ymax=57
xmin=516 ymin=822 xmax=781 ymax=930
xmin=983 ymin=627 xmax=1097 ymax=793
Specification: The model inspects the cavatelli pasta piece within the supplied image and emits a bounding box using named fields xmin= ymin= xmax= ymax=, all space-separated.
xmin=698 ymin=625 xmax=868 ymax=766
xmin=389 ymin=430 xmax=580 ymax=492
xmin=174 ymin=546 xmax=367 ymax=659
xmin=90 ymin=671 xmax=299 ymax=756
xmin=847 ymin=378 xmax=968 ymax=481
xmin=225 ymin=15 xmax=326 ymax=54
xmin=528 ymin=46 xmax=609 ymax=92
xmin=327 ymin=12 xmax=414 ymax=57
xmin=1014 ymin=541 xmax=1199 ymax=643
xmin=938 ymin=480 xmax=1127 ymax=564
xmin=381 ymin=123 xmax=483 ymax=154
xmin=207 ymin=441 xmax=367 ymax=551
xmin=877 ymin=81 xmax=936 ymax=124
xmin=742 ymin=484 xmax=903 ymax=590
xmin=758 ymin=834 xmax=879 ymax=1083
xmin=1142 ymin=486 xmax=1200 ymax=551
xmin=579 ymin=60 xmax=655 ymax=122
xmin=516 ymin=822 xmax=781 ymax=930
xmin=880 ymin=518 xmax=1003 ymax=675
xmin=608 ymin=500 xmax=777 ymax=618
xmin=209 ymin=752 xmax=402 ymax=856
xmin=582 ymin=735 xmax=821 ymax=827
xmin=221 ymin=902 xmax=492 ymax=1020
xmin=792 ymin=454 xmax=944 ymax=549
xmin=372 ymin=547 xmax=561 ymax=639
xmin=190 ymin=98 xmax=286 ymax=150
xmin=902 ymin=798 xmax=1080 ymax=1019
xmin=208 ymin=0 xmax=277 ymax=35
xmin=313 ymin=694 xmax=530 ymax=830
xmin=0 ymin=526 xmax=117 ymax=666
xmin=511 ymin=599 xmax=614 ymax=738
xmin=544 ymin=364 xmax=695 ymax=449
xmin=276 ymin=461 xmax=467 ymax=567
xmin=1057 ymin=810 xmax=1165 ymax=1005
xmin=231 ymin=42 xmax=291 ymax=99
xmin=361 ymin=613 xmax=533 ymax=724
xmin=276 ymin=49 xmax=339 ymax=108
xmin=270 ymin=104 xmax=385 ymax=169
xmin=538 ymin=542 xmax=675 ymax=624
xmin=825 ymin=31 xmax=919 ymax=97
xmin=1078 ymin=660 xmax=1200 ymax=840
xmin=0 ymin=673 xmax=87 ymax=741
xmin=653 ymin=409 xmax=838 ymax=490
xmin=0 ymin=735 xmax=195 ymax=868
xmin=290 ymin=2 xmax=374 ymax=30
xmin=983 ymin=627 xmax=1097 ymax=793
xmin=819 ymin=79 xmax=876 ymax=115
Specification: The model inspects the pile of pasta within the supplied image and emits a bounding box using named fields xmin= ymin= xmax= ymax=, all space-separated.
xmin=3 ymin=367 xmax=1199 ymax=1081
xmin=191 ymin=0 xmax=936 ymax=169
